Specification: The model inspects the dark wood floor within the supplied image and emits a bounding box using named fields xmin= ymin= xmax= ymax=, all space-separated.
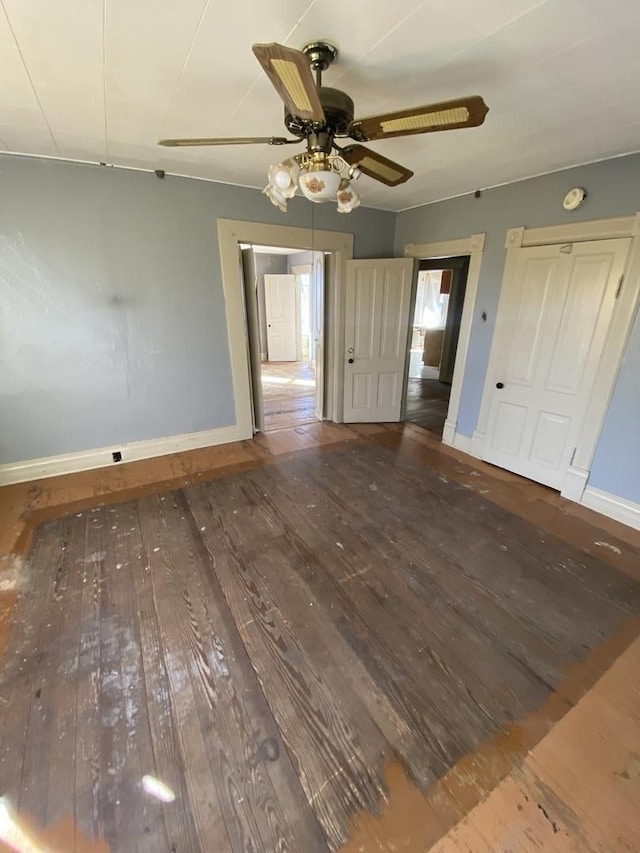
xmin=2 ymin=440 xmax=639 ymax=851
xmin=404 ymin=376 xmax=450 ymax=436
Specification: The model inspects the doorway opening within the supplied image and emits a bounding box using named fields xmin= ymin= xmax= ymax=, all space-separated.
xmin=241 ymin=245 xmax=326 ymax=432
xmin=404 ymin=256 xmax=469 ymax=437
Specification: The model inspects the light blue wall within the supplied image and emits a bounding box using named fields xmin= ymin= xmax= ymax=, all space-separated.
xmin=4 ymin=152 xmax=638 ymax=503
xmin=0 ymin=155 xmax=395 ymax=464
xmin=589 ymin=302 xmax=640 ymax=503
xmin=395 ymin=153 xmax=640 ymax=503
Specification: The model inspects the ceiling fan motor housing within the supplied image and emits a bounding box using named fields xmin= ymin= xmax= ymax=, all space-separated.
xmin=285 ymin=87 xmax=355 ymax=138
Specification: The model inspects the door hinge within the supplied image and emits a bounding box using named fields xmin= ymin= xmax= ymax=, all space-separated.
xmin=569 ymin=447 xmax=577 ymax=466
xmin=615 ymin=275 xmax=624 ymax=299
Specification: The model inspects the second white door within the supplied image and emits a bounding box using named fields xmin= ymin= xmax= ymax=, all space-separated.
xmin=264 ymin=274 xmax=297 ymax=361
xmin=483 ymin=237 xmax=630 ymax=489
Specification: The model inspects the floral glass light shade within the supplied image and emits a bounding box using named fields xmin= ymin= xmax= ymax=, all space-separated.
xmin=263 ymin=158 xmax=299 ymax=211
xmin=269 ymin=159 xmax=298 ymax=197
xmin=336 ymin=178 xmax=361 ymax=214
xmin=263 ymin=183 xmax=288 ymax=212
xmin=298 ymin=168 xmax=342 ymax=203
xmin=265 ymin=153 xmax=361 ymax=212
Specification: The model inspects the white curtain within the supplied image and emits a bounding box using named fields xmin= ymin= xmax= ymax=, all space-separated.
xmin=414 ymin=271 xmax=449 ymax=329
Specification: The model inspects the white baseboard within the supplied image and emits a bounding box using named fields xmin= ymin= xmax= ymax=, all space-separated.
xmin=560 ymin=465 xmax=589 ymax=502
xmin=0 ymin=423 xmax=250 ymax=486
xmin=452 ymin=432 xmax=473 ymax=455
xmin=442 ymin=419 xmax=456 ymax=447
xmin=469 ymin=429 xmax=486 ymax=459
xmin=470 ymin=429 xmax=486 ymax=459
xmin=580 ymin=485 xmax=640 ymax=531
xmin=446 ymin=426 xmax=640 ymax=532
xmin=560 ymin=465 xmax=589 ymax=503
xmin=449 ymin=430 xmax=483 ymax=459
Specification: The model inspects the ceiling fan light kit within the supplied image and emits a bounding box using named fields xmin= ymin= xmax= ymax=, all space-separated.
xmin=158 ymin=40 xmax=489 ymax=213
xmin=265 ymin=150 xmax=361 ymax=212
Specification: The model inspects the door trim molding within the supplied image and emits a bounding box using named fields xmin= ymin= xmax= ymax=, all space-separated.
xmin=404 ymin=233 xmax=486 ymax=446
xmin=218 ymin=220 xmax=353 ymax=434
xmin=473 ymin=213 xmax=640 ymax=501
xmin=513 ymin=214 xmax=638 ymax=247
xmin=291 ymin=264 xmax=313 ymax=362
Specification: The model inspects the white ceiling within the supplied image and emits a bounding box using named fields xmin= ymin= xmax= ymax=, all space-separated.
xmin=1 ymin=0 xmax=639 ymax=211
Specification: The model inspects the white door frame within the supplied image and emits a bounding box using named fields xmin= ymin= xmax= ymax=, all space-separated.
xmin=404 ymin=233 xmax=486 ymax=446
xmin=291 ymin=263 xmax=313 ymax=362
xmin=473 ymin=213 xmax=640 ymax=502
xmin=217 ymin=219 xmax=353 ymax=439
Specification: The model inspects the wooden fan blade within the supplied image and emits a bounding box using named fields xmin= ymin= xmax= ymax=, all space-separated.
xmin=252 ymin=42 xmax=325 ymax=123
xmin=341 ymin=144 xmax=413 ymax=187
xmin=158 ymin=136 xmax=298 ymax=147
xmin=349 ymin=95 xmax=488 ymax=142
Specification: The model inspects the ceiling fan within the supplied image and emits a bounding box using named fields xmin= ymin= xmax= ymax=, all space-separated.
xmin=158 ymin=42 xmax=489 ymax=212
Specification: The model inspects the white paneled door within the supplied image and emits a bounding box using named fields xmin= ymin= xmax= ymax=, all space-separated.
xmin=343 ymin=258 xmax=415 ymax=422
xmin=264 ymin=274 xmax=297 ymax=361
xmin=483 ymin=238 xmax=630 ymax=489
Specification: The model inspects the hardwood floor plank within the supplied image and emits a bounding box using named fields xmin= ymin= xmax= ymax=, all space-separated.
xmin=249 ymin=455 xmax=585 ymax=827
xmin=262 ymin=361 xmax=317 ymax=432
xmin=188 ymin=473 xmax=416 ymax=754
xmin=88 ymin=502 xmax=167 ymax=851
xmin=244 ymin=459 xmax=544 ymax=769
xmin=45 ymin=515 xmax=86 ymax=836
xmin=525 ymin=700 xmax=640 ymax=834
xmin=344 ymin=444 xmax=639 ymax=641
xmin=303 ymin=451 xmax=555 ymax=699
xmin=74 ymin=510 xmax=108 ymax=844
xmin=188 ymin=470 xmax=475 ymax=839
xmin=136 ymin=495 xmax=233 ymax=853
xmin=2 ymin=433 xmax=639 ymax=853
xmin=405 ymin=376 xmax=451 ymax=438
xmin=0 ymin=519 xmax=65 ymax=826
xmin=317 ymin=451 xmax=566 ymax=676
xmin=379 ymin=427 xmax=640 ymax=581
xmin=18 ymin=518 xmax=78 ymax=830
xmin=433 ymin=636 xmax=640 ymax=852
xmin=128 ymin=503 xmax=205 ymax=852
xmin=140 ymin=489 xmax=328 ymax=853
xmin=187 ymin=480 xmax=389 ymax=850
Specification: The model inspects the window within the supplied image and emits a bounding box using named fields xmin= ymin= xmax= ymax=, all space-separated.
xmin=414 ymin=270 xmax=449 ymax=329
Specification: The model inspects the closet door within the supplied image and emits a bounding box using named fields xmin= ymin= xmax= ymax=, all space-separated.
xmin=483 ymin=238 xmax=630 ymax=489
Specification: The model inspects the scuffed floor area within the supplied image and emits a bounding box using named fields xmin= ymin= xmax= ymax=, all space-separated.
xmin=1 ymin=438 xmax=639 ymax=851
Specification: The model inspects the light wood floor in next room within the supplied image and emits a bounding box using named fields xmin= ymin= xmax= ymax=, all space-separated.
xmin=0 ymin=422 xmax=639 ymax=852
xmin=261 ymin=360 xmax=317 ymax=431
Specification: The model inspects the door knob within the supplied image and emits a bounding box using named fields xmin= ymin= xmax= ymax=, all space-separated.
xmin=496 ymin=382 xmax=504 ymax=389
xmin=348 ymin=358 xmax=354 ymax=364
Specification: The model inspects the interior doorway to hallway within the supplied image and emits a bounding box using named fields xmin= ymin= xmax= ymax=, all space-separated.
xmin=404 ymin=256 xmax=469 ymax=437
xmin=241 ymin=245 xmax=325 ymax=432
